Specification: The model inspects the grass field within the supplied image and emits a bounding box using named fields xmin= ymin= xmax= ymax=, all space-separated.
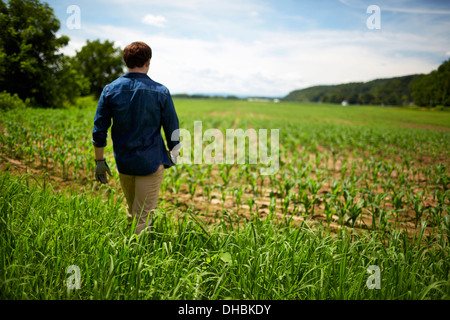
xmin=0 ymin=97 xmax=449 ymax=299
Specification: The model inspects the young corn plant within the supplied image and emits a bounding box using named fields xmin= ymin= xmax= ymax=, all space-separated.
xmin=233 ymin=186 xmax=244 ymax=213
xmin=282 ymin=192 xmax=292 ymax=216
xmin=268 ymin=196 xmax=277 ymax=219
xmin=248 ymin=171 xmax=259 ymax=196
xmin=221 ymin=186 xmax=228 ymax=209
xmin=322 ymin=196 xmax=334 ymax=226
xmin=203 ymin=183 xmax=213 ymax=202
xmin=246 ymin=197 xmax=255 ymax=213
xmin=346 ymin=198 xmax=365 ymax=228
xmin=219 ymin=164 xmax=232 ymax=187
xmin=410 ymin=191 xmax=426 ymax=229
xmin=298 ymin=188 xmax=314 ymax=217
xmin=391 ymin=189 xmax=406 ymax=228
xmin=188 ymin=177 xmax=198 ymax=202
xmin=392 ymin=189 xmax=406 ymax=211
xmin=282 ymin=177 xmax=296 ymax=199
xmin=376 ymin=208 xmax=392 ymax=235
xmin=434 ymin=164 xmax=449 ymax=190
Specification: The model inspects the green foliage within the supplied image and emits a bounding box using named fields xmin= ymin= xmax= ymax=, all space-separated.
xmin=0 ymin=90 xmax=26 ymax=111
xmin=410 ymin=59 xmax=450 ymax=107
xmin=73 ymin=95 xmax=98 ymax=109
xmin=53 ymin=56 xmax=90 ymax=107
xmin=71 ymin=39 xmax=125 ymax=98
xmin=0 ymin=0 xmax=86 ymax=108
xmin=284 ymin=75 xmax=418 ymax=106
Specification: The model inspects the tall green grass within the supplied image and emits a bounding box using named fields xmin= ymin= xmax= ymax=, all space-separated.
xmin=1 ymin=172 xmax=449 ymax=300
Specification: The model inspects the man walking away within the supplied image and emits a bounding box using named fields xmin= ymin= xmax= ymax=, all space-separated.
xmin=92 ymin=41 xmax=180 ymax=235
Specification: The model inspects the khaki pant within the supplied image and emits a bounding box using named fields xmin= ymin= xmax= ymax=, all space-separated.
xmin=119 ymin=164 xmax=164 ymax=235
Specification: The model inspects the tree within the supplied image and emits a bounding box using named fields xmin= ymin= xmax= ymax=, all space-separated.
xmin=436 ymin=59 xmax=450 ymax=106
xmin=72 ymin=39 xmax=124 ymax=97
xmin=348 ymin=93 xmax=359 ymax=104
xmin=359 ymin=92 xmax=375 ymax=105
xmin=0 ymin=0 xmax=86 ymax=107
xmin=52 ymin=56 xmax=90 ymax=106
xmin=410 ymin=59 xmax=450 ymax=107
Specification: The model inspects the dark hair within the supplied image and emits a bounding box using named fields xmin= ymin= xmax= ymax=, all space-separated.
xmin=123 ymin=41 xmax=152 ymax=69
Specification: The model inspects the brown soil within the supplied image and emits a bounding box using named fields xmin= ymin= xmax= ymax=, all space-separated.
xmin=396 ymin=122 xmax=450 ymax=132
xmin=1 ymin=140 xmax=448 ymax=242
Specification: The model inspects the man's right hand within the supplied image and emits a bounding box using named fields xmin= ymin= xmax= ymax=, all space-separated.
xmin=95 ymin=159 xmax=112 ymax=184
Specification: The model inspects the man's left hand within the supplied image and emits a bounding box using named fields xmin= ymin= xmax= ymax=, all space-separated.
xmin=95 ymin=159 xmax=112 ymax=184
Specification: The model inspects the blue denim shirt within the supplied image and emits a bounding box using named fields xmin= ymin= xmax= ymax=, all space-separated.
xmin=92 ymin=72 xmax=179 ymax=176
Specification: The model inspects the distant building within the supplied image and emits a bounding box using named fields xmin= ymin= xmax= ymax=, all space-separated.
xmin=247 ymin=97 xmax=281 ymax=103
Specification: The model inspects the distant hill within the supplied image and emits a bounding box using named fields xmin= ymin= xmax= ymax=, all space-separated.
xmin=284 ymin=59 xmax=450 ymax=107
xmin=283 ymin=75 xmax=419 ymax=106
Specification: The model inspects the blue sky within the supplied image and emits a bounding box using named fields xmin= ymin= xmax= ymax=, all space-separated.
xmin=45 ymin=0 xmax=450 ymax=97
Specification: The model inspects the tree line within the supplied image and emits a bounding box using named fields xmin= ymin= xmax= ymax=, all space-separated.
xmin=284 ymin=59 xmax=450 ymax=108
xmin=0 ymin=0 xmax=124 ymax=108
xmin=172 ymin=94 xmax=240 ymax=100
xmin=409 ymin=59 xmax=450 ymax=107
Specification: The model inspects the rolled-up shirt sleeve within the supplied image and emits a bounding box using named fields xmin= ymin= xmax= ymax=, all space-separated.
xmin=92 ymin=86 xmax=112 ymax=148
xmin=161 ymin=89 xmax=179 ymax=151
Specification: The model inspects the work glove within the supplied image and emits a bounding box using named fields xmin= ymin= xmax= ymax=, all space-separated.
xmin=95 ymin=159 xmax=112 ymax=184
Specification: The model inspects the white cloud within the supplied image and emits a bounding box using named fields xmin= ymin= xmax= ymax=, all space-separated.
xmin=45 ymin=0 xmax=450 ymax=96
xmin=141 ymin=14 xmax=167 ymax=28
xmin=57 ymin=34 xmax=85 ymax=56
xmin=67 ymin=23 xmax=443 ymax=97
